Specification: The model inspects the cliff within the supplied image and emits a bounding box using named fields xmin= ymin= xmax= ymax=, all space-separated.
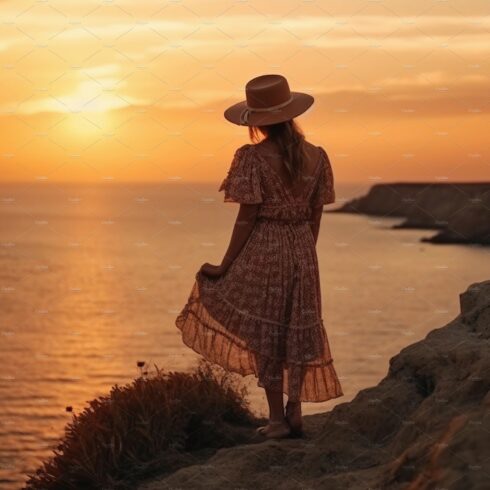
xmin=139 ymin=280 xmax=490 ymax=490
xmin=332 ymin=183 xmax=490 ymax=245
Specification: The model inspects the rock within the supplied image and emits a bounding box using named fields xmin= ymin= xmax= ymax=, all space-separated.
xmin=422 ymin=202 xmax=490 ymax=245
xmin=138 ymin=281 xmax=490 ymax=490
xmin=333 ymin=183 xmax=490 ymax=245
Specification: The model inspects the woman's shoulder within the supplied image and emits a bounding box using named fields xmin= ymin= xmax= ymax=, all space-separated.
xmin=300 ymin=141 xmax=329 ymax=170
xmin=220 ymin=144 xmax=263 ymax=204
xmin=312 ymin=144 xmax=330 ymax=166
xmin=232 ymin=143 xmax=270 ymax=166
xmin=230 ymin=143 xmax=256 ymax=163
xmin=234 ymin=140 xmax=329 ymax=165
xmin=236 ymin=142 xmax=254 ymax=152
xmin=305 ymin=141 xmax=328 ymax=157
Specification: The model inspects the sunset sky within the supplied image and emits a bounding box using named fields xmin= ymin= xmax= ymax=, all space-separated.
xmin=1 ymin=0 xmax=488 ymax=184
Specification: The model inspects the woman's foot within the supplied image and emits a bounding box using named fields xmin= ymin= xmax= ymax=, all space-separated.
xmin=256 ymin=418 xmax=291 ymax=439
xmin=285 ymin=401 xmax=304 ymax=437
xmin=255 ymin=419 xmax=280 ymax=435
xmin=256 ymin=424 xmax=269 ymax=435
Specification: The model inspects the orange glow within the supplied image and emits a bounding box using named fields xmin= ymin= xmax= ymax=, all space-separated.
xmin=0 ymin=1 xmax=488 ymax=183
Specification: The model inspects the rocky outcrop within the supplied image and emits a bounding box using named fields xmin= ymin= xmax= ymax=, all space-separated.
xmin=139 ymin=280 xmax=490 ymax=490
xmin=332 ymin=183 xmax=490 ymax=245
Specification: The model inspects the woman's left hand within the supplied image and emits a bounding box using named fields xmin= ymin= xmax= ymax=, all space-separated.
xmin=199 ymin=262 xmax=226 ymax=278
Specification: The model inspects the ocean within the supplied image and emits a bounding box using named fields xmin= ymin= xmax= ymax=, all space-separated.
xmin=0 ymin=181 xmax=488 ymax=489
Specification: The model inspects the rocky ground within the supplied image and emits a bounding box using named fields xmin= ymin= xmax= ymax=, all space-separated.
xmin=138 ymin=280 xmax=490 ymax=490
xmin=333 ymin=183 xmax=490 ymax=245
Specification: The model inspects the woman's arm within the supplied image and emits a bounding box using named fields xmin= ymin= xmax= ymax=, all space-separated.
xmin=310 ymin=205 xmax=324 ymax=245
xmin=220 ymin=203 xmax=260 ymax=271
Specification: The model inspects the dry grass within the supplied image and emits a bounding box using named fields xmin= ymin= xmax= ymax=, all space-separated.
xmin=24 ymin=359 xmax=258 ymax=490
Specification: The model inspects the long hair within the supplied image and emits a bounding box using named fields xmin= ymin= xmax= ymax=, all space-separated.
xmin=248 ymin=119 xmax=307 ymax=186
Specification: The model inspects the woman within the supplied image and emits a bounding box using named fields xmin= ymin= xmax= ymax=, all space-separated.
xmin=175 ymin=74 xmax=344 ymax=439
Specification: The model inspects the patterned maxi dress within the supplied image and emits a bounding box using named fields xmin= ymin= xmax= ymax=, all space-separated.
xmin=175 ymin=143 xmax=344 ymax=403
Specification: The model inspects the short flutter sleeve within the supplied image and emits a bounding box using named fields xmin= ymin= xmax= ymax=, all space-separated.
xmin=311 ymin=147 xmax=335 ymax=206
xmin=218 ymin=144 xmax=263 ymax=204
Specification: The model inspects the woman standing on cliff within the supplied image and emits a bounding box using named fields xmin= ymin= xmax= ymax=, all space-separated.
xmin=176 ymin=74 xmax=344 ymax=439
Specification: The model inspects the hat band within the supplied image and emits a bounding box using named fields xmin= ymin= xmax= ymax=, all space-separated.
xmin=239 ymin=94 xmax=294 ymax=124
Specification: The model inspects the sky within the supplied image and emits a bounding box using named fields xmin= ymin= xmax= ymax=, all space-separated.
xmin=0 ymin=0 xmax=489 ymax=184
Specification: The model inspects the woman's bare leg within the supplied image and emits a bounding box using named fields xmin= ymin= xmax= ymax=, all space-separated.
xmin=286 ymin=400 xmax=302 ymax=425
xmin=284 ymin=364 xmax=304 ymax=429
xmin=265 ymin=388 xmax=285 ymax=422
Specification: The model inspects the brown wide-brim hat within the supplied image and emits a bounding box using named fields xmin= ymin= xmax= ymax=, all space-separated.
xmin=224 ymin=74 xmax=314 ymax=126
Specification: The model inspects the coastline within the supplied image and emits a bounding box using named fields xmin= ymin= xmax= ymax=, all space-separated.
xmin=330 ymin=182 xmax=490 ymax=245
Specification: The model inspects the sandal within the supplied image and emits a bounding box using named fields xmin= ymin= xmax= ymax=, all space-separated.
xmin=285 ymin=401 xmax=304 ymax=438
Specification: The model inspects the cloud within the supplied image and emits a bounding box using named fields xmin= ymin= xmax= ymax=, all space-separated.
xmin=1 ymin=14 xmax=489 ymax=51
xmin=1 ymin=9 xmax=488 ymax=115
